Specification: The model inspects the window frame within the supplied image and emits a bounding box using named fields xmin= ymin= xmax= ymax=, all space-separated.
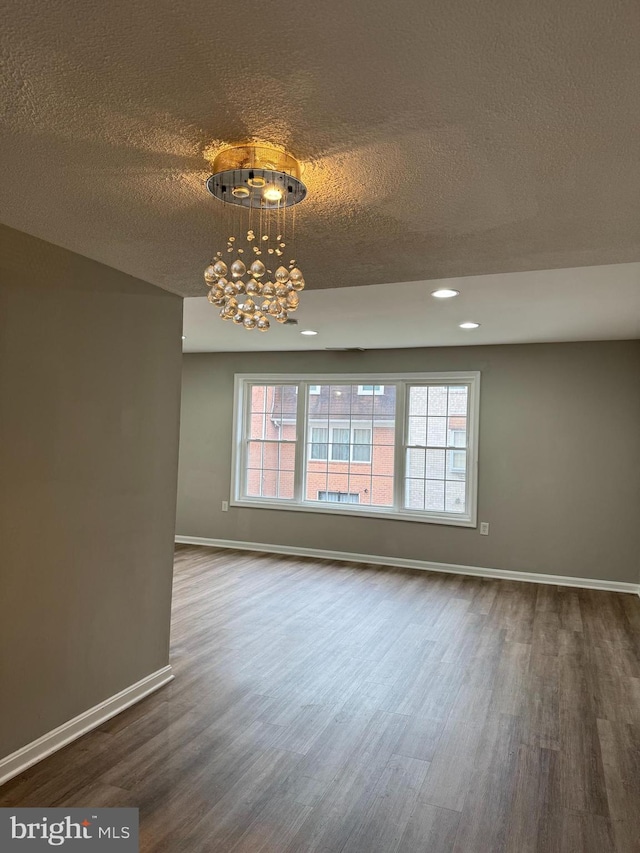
xmin=236 ymin=383 xmax=299 ymax=503
xmin=357 ymin=384 xmax=384 ymax=395
xmin=231 ymin=372 xmax=480 ymax=527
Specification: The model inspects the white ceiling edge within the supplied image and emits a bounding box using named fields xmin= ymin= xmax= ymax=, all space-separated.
xmin=182 ymin=262 xmax=640 ymax=353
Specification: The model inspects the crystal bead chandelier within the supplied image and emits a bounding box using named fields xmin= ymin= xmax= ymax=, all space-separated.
xmin=203 ymin=143 xmax=307 ymax=332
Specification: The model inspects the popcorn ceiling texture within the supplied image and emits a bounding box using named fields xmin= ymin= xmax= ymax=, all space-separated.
xmin=1 ymin=0 xmax=640 ymax=297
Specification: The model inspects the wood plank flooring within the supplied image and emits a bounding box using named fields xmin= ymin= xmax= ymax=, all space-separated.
xmin=2 ymin=545 xmax=639 ymax=852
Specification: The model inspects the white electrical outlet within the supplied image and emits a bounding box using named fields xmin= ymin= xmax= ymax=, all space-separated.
xmin=221 ymin=500 xmax=229 ymax=512
xmin=480 ymin=522 xmax=489 ymax=535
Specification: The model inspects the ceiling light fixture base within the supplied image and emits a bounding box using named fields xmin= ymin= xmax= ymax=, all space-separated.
xmin=206 ymin=143 xmax=306 ymax=209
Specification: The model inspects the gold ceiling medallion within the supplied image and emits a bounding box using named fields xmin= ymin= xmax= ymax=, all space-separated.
xmin=203 ymin=143 xmax=307 ymax=331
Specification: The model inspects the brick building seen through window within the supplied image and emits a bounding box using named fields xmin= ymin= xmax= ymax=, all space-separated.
xmin=245 ymin=383 xmax=468 ymax=513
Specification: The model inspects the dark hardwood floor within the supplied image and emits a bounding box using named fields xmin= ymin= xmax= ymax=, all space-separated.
xmin=2 ymin=545 xmax=640 ymax=852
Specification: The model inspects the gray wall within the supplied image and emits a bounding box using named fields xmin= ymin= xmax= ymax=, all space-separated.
xmin=177 ymin=342 xmax=640 ymax=584
xmin=0 ymin=225 xmax=183 ymax=760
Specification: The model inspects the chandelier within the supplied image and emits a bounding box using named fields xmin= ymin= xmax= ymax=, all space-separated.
xmin=203 ymin=143 xmax=307 ymax=332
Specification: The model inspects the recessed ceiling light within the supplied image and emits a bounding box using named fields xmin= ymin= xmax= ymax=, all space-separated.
xmin=431 ymin=288 xmax=460 ymax=298
xmin=459 ymin=322 xmax=480 ymax=329
xmin=300 ymin=329 xmax=318 ymax=336
xmin=182 ymin=335 xmax=186 ymax=340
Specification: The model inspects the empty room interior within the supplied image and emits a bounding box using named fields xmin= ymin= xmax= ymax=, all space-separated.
xmin=1 ymin=1 xmax=640 ymax=851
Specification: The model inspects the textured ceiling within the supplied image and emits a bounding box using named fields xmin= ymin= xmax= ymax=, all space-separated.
xmin=2 ymin=0 xmax=640 ymax=297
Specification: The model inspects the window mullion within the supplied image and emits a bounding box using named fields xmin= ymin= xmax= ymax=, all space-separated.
xmin=393 ymin=382 xmax=406 ymax=513
xmin=293 ymin=381 xmax=307 ymax=503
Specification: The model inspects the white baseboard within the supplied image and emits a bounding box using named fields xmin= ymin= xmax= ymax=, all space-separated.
xmin=0 ymin=665 xmax=174 ymax=787
xmin=175 ymin=535 xmax=640 ymax=596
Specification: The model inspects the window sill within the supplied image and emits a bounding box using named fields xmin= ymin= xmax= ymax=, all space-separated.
xmin=230 ymin=497 xmax=476 ymax=528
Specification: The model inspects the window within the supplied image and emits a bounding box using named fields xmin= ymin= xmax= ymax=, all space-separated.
xmin=318 ymin=491 xmax=360 ymax=504
xmin=449 ymin=429 xmax=466 ymax=473
xmin=232 ymin=373 xmax=479 ymax=526
xmin=309 ymin=425 xmax=374 ymax=463
xmin=310 ymin=427 xmax=328 ymax=460
xmin=404 ymin=386 xmax=470 ymax=514
xmin=239 ymin=384 xmax=298 ymax=500
xmin=352 ymin=428 xmax=372 ymax=462
xmin=330 ymin=427 xmax=350 ymax=461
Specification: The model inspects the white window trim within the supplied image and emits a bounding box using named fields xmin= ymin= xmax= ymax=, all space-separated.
xmin=230 ymin=372 xmax=480 ymax=527
xmin=309 ymin=385 xmax=321 ymax=395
